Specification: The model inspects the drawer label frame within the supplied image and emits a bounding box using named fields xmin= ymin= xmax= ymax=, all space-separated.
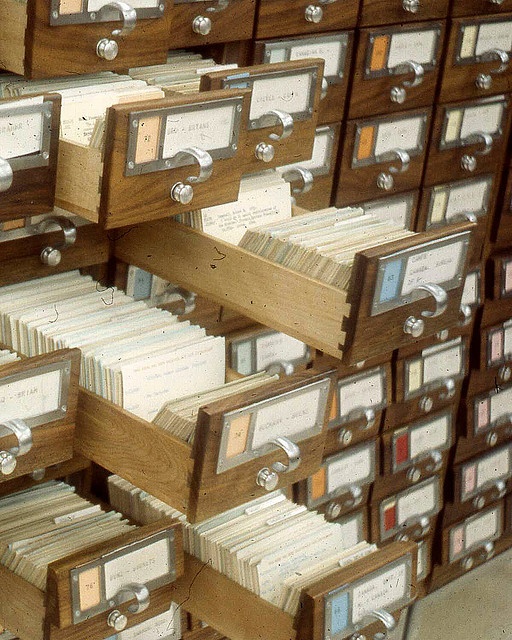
xmin=50 ymin=0 xmax=165 ymax=26
xmin=449 ymin=505 xmax=503 ymax=562
xmin=440 ymin=98 xmax=508 ymax=150
xmin=426 ymin=176 xmax=493 ymax=229
xmin=330 ymin=366 xmax=387 ymax=427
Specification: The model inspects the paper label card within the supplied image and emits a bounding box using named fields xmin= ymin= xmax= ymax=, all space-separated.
xmin=374 ymin=116 xmax=424 ymax=157
xmin=408 ymin=414 xmax=450 ymax=459
xmin=490 ymin=385 xmax=512 ymax=424
xmin=289 ymin=40 xmax=345 ymax=80
xmin=326 ymin=444 xmax=375 ymax=494
xmin=461 ymin=270 xmax=479 ymax=306
xmin=460 ymin=102 xmax=504 ymax=140
xmin=397 ymin=479 xmax=437 ymax=525
xmin=387 ymin=29 xmax=438 ymax=69
xmin=445 ymin=178 xmax=490 ymax=222
xmin=475 ymin=22 xmax=512 ymax=57
xmin=351 ymin=560 xmax=409 ymax=624
xmin=247 ymin=69 xmax=315 ymax=122
xmin=337 ymin=367 xmax=385 ymax=420
xmin=401 ymin=241 xmax=464 ymax=296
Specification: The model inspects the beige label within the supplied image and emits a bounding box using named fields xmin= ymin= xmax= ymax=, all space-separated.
xmin=0 ymin=368 xmax=62 ymax=423
xmin=135 ymin=116 xmax=162 ymax=165
xmin=477 ymin=448 xmax=510 ymax=486
xmin=59 ymin=0 xmax=83 ymax=14
xmin=446 ymin=179 xmax=488 ymax=221
xmin=460 ymin=102 xmax=503 ymax=139
xmin=409 ymin=415 xmax=449 ymax=459
xmin=225 ymin=414 xmax=251 ymax=459
xmin=249 ymin=71 xmax=313 ymax=121
xmin=465 ymin=508 xmax=500 ymax=549
xmin=352 ymin=562 xmax=408 ymax=624
xmin=374 ymin=116 xmax=423 ymax=157
xmin=407 ymin=359 xmax=423 ymax=393
xmin=444 ymin=109 xmax=463 ymax=143
xmin=459 ymin=25 xmax=478 ymax=59
xmin=78 ymin=566 xmax=101 ymax=612
xmin=461 ymin=271 xmax=478 ymax=306
xmin=423 ymin=339 xmax=462 ymax=383
xmin=430 ymin=190 xmax=448 ymax=223
xmin=475 ymin=22 xmax=512 ymax=57
xmin=401 ymin=239 xmax=464 ymax=296
xmin=290 ymin=40 xmax=343 ymax=78
xmin=398 ymin=480 xmax=436 ymax=523
xmin=387 ymin=29 xmax=437 ymax=68
xmin=338 ymin=369 xmax=384 ymax=417
xmin=326 ymin=445 xmax=373 ymax=493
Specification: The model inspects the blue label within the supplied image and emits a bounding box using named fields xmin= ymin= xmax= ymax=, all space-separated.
xmin=379 ymin=259 xmax=403 ymax=303
xmin=132 ymin=268 xmax=152 ymax=300
xmin=329 ymin=591 xmax=349 ymax=636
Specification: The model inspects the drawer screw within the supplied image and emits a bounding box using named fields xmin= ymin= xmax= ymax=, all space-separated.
xmin=338 ymin=428 xmax=353 ymax=446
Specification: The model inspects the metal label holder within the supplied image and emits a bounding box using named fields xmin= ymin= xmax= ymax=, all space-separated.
xmin=49 ymin=0 xmax=165 ymax=25
xmin=330 ymin=366 xmax=387 ymax=428
xmin=439 ymin=98 xmax=508 ymax=150
xmin=449 ymin=505 xmax=503 ymax=562
xmin=426 ymin=176 xmax=493 ymax=228
xmin=455 ymin=20 xmax=512 ymax=65
xmin=461 ymin=444 xmax=512 ymax=501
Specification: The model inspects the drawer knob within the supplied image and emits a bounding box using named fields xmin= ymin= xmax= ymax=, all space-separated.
xmin=403 ymin=316 xmax=425 ymax=338
xmin=169 ymin=147 xmax=214 ymax=204
xmin=107 ymin=610 xmax=128 ymax=631
xmin=425 ymin=449 xmax=443 ymax=473
xmin=459 ymin=303 xmax=472 ymax=326
xmin=344 ymin=484 xmax=363 ymax=507
xmin=473 ymin=495 xmax=485 ymax=509
xmin=338 ymin=428 xmax=353 ymax=446
xmin=390 ymin=87 xmax=406 ymax=104
xmin=171 ymin=182 xmax=194 ymax=205
xmin=461 ymin=556 xmax=474 ymax=571
xmin=325 ymin=501 xmax=342 ymax=520
xmin=255 ymin=142 xmax=275 ymax=163
xmin=95 ymin=1 xmax=137 ymax=60
xmin=498 ymin=364 xmax=512 ymax=383
xmin=281 ymin=167 xmax=314 ymax=197
xmin=475 ymin=73 xmax=492 ymax=90
xmin=192 ymin=15 xmax=212 ymax=35
xmin=256 ymin=467 xmax=279 ymax=491
xmin=390 ymin=60 xmax=424 ymax=104
xmin=35 ymin=216 xmax=77 ymax=267
xmin=461 ymin=131 xmax=493 ymax=173
xmin=419 ymin=396 xmax=434 ymax=413
xmin=475 ymin=49 xmax=510 ymax=91
xmin=377 ymin=172 xmax=394 ymax=191
xmin=304 ymin=4 xmax=323 ymax=22
xmin=0 ymin=419 xmax=33 ymax=476
xmin=406 ymin=467 xmax=421 ymax=483
xmin=461 ymin=154 xmax=477 ymax=172
xmin=0 ymin=157 xmax=13 ymax=192
xmin=402 ymin=0 xmax=420 ymax=12
xmin=486 ymin=431 xmax=498 ymax=447
xmin=480 ymin=541 xmax=495 ymax=561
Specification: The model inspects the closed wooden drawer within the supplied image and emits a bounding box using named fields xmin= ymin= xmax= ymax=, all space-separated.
xmin=424 ymin=95 xmax=511 ymax=186
xmin=0 ymin=95 xmax=60 ymax=222
xmin=0 ymin=0 xmax=172 ymax=78
xmin=0 ymin=517 xmax=183 ymax=640
xmin=377 ymin=408 xmax=455 ymax=497
xmin=416 ymin=175 xmax=498 ymax=265
xmin=168 ymin=0 xmax=255 ymax=48
xmin=430 ymin=501 xmax=506 ymax=590
xmin=277 ymin=123 xmax=341 ymax=210
xmin=370 ymin=475 xmax=443 ymax=543
xmin=386 ymin=336 xmax=468 ymax=427
xmin=348 ymin=23 xmax=445 ymax=118
xmin=335 ymin=109 xmax=431 ymax=206
xmin=488 ymin=251 xmax=512 ymax=301
xmin=253 ymin=31 xmax=354 ymax=125
xmin=114 ymin=219 xmax=476 ymax=364
xmin=0 ymin=348 xmax=80 ymax=482
xmin=254 ymin=0 xmax=359 ymax=40
xmin=359 ymin=0 xmax=449 ymax=26
xmin=200 ymin=60 xmax=324 ymax=173
xmin=439 ymin=15 xmax=512 ymax=103
xmin=491 ymin=165 xmax=512 ymax=248
xmin=324 ymin=363 xmax=391 ymax=456
xmin=56 ymin=89 xmax=253 ymax=229
xmin=357 ymin=191 xmax=419 ymax=230
xmin=451 ymin=0 xmax=511 ymax=18
xmin=296 ymin=441 xmax=378 ymax=519
xmin=76 ymin=368 xmax=335 ymax=522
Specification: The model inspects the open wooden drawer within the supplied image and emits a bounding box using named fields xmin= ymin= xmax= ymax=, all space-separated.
xmin=113 ymin=218 xmax=476 ymax=364
xmin=0 ymin=348 xmax=80 ymax=482
xmin=56 ymin=89 xmax=253 ymax=229
xmin=0 ymin=95 xmax=61 ymax=222
xmin=170 ymin=542 xmax=418 ymax=640
xmin=0 ymin=0 xmax=173 ymax=78
xmin=0 ymin=518 xmax=183 ymax=640
xmin=76 ymin=367 xmax=335 ymax=522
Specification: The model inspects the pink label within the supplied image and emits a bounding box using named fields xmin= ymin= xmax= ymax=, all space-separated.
xmin=477 ymin=399 xmax=489 ymax=431
xmin=452 ymin=526 xmax=465 ymax=556
xmin=505 ymin=261 xmax=512 ymax=294
xmin=464 ymin=464 xmax=477 ymax=496
xmin=490 ymin=330 xmax=504 ymax=363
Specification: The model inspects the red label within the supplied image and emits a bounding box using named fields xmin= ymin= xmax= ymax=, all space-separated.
xmin=395 ymin=433 xmax=409 ymax=465
xmin=384 ymin=503 xmax=397 ymax=531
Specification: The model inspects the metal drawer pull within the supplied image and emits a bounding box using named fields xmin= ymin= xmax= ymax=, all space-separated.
xmin=170 ymin=147 xmax=214 ymax=205
xmin=36 ymin=216 xmax=77 ymax=267
xmin=479 ymin=541 xmax=495 ymax=561
xmin=390 ymin=60 xmax=424 ymax=104
xmin=96 ymin=1 xmax=137 ymax=60
xmin=270 ymin=436 xmax=301 ymax=473
xmin=107 ymin=583 xmax=150 ymax=631
xmin=0 ymin=157 xmax=13 ymax=192
xmin=475 ymin=49 xmax=509 ymax=90
xmin=424 ymin=449 xmax=443 ymax=473
xmin=0 ymin=419 xmax=33 ymax=476
xmin=258 ymin=110 xmax=294 ymax=142
xmin=439 ymin=377 xmax=456 ymax=400
xmin=364 ymin=609 xmax=396 ymax=639
xmin=402 ymin=0 xmax=420 ymax=12
xmin=415 ymin=283 xmax=448 ymax=318
xmin=344 ymin=484 xmax=363 ymax=507
xmin=281 ymin=167 xmax=314 ymax=196
xmin=266 ymin=360 xmax=296 ymax=376
xmin=461 ymin=132 xmax=493 ymax=173
xmin=377 ymin=149 xmax=410 ymax=191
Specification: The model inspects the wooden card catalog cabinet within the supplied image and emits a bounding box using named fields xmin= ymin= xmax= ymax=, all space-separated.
xmin=296 ymin=441 xmax=378 ymax=520
xmin=349 ymin=23 xmax=445 ymax=118
xmin=431 ymin=502 xmax=504 ymax=590
xmin=254 ymin=0 xmax=358 ymax=40
xmin=168 ymin=0 xmax=255 ymax=48
xmin=56 ymin=90 xmax=252 ymax=229
xmin=417 ymin=175 xmax=496 ymax=264
xmin=0 ymin=348 xmax=80 ymax=481
xmin=0 ymin=0 xmax=172 ymax=78
xmin=424 ymin=96 xmax=511 ymax=186
xmin=335 ymin=109 xmax=431 ymax=206
xmin=324 ymin=364 xmax=391 ymax=455
xmin=0 ymin=519 xmax=183 ymax=640
xmin=0 ymin=95 xmax=60 ymax=222
xmin=200 ymin=60 xmax=324 ymax=172
xmin=359 ymin=192 xmax=419 ymax=230
xmin=227 ymin=328 xmax=311 ymax=376
xmin=359 ymin=0 xmax=448 ymax=27
xmin=378 ymin=409 xmax=454 ymax=496
xmin=277 ymin=124 xmax=341 ymax=211
xmin=113 ymin=219 xmax=475 ymax=363
xmin=253 ymin=32 xmax=353 ymax=125
xmin=371 ymin=476 xmax=443 ymax=543
xmin=76 ymin=368 xmax=335 ymax=522
xmin=387 ymin=336 xmax=468 ymax=426
xmin=449 ymin=444 xmax=512 ymax=521
xmin=439 ymin=16 xmax=512 ymax=103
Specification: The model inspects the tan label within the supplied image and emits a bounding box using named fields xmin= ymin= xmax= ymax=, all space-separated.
xmin=1 ymin=218 xmax=25 ymax=231
xmin=135 ymin=116 xmax=162 ymax=165
xmin=407 ymin=359 xmax=423 ymax=393
xmin=78 ymin=566 xmax=101 ymax=612
xmin=329 ymin=392 xmax=338 ymax=422
xmin=357 ymin=126 xmax=375 ymax=161
xmin=370 ymin=35 xmax=390 ymax=71
xmin=311 ymin=466 xmax=326 ymax=501
xmin=59 ymin=0 xmax=83 ymax=14
xmin=431 ymin=191 xmax=447 ymax=224
xmin=459 ymin=25 xmax=478 ymax=59
xmin=225 ymin=414 xmax=251 ymax=459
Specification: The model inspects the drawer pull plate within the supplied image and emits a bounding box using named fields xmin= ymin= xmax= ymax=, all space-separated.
xmin=0 ymin=419 xmax=33 ymax=476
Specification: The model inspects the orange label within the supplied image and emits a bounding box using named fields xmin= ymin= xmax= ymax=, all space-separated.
xmin=357 ymin=126 xmax=375 ymax=161
xmin=2 ymin=218 xmax=25 ymax=231
xmin=310 ymin=467 xmax=326 ymax=501
xmin=329 ymin=392 xmax=338 ymax=422
xmin=225 ymin=414 xmax=251 ymax=459
xmin=370 ymin=35 xmax=390 ymax=72
xmin=78 ymin=566 xmax=101 ymax=612
xmin=59 ymin=0 xmax=83 ymax=14
xmin=135 ymin=116 xmax=162 ymax=165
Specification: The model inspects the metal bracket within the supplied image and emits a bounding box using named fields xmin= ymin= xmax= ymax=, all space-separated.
xmin=35 ymin=216 xmax=77 ymax=267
